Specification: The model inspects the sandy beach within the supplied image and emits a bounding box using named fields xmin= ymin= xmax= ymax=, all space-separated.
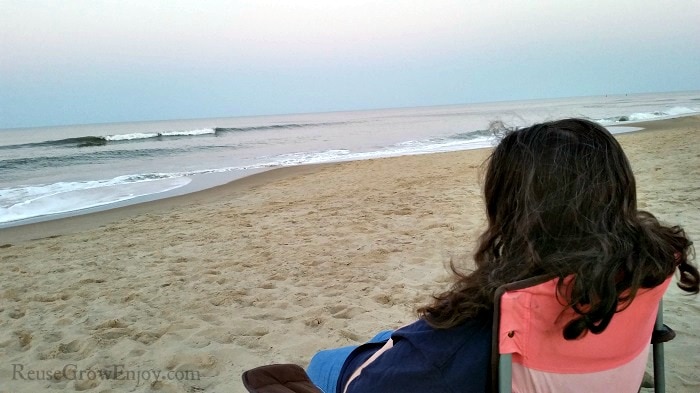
xmin=1 ymin=116 xmax=698 ymax=392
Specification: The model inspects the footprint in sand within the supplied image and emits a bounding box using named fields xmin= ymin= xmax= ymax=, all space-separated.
xmin=15 ymin=331 xmax=32 ymax=351
xmin=304 ymin=314 xmax=326 ymax=327
xmin=132 ymin=328 xmax=167 ymax=345
xmin=43 ymin=331 xmax=63 ymax=343
xmin=95 ymin=319 xmax=129 ymax=329
xmin=327 ymin=305 xmax=364 ymax=320
xmin=197 ymin=328 xmax=235 ymax=344
xmin=93 ymin=319 xmax=134 ymax=343
xmin=166 ymin=353 xmax=219 ymax=377
xmin=185 ymin=336 xmax=212 ymax=349
xmin=58 ymin=340 xmax=81 ymax=354
xmin=73 ymin=377 xmax=101 ymax=391
xmin=339 ymin=330 xmax=363 ymax=342
xmin=8 ymin=307 xmax=25 ymax=319
xmin=38 ymin=339 xmax=88 ymax=361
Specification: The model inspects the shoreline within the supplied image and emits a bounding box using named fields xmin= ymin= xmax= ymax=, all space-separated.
xmin=2 ymin=114 xmax=698 ymax=244
xmin=1 ymin=115 xmax=697 ymax=244
xmin=0 ymin=164 xmax=331 ymax=245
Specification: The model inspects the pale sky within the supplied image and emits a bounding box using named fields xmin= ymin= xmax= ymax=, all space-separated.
xmin=1 ymin=0 xmax=699 ymax=128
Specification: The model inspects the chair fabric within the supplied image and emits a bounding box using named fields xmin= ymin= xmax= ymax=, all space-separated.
xmin=492 ymin=275 xmax=673 ymax=393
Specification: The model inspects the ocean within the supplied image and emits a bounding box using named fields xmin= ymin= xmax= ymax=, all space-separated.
xmin=1 ymin=91 xmax=699 ymax=227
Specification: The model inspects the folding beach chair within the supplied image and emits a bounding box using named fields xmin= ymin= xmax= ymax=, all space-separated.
xmin=492 ymin=274 xmax=675 ymax=393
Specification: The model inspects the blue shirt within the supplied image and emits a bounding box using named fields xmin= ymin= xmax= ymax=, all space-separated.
xmin=338 ymin=316 xmax=493 ymax=393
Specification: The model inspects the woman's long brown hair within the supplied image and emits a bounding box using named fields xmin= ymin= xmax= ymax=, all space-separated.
xmin=418 ymin=118 xmax=698 ymax=339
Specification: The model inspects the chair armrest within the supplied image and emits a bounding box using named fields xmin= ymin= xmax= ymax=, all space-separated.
xmin=242 ymin=364 xmax=322 ymax=393
xmin=651 ymin=324 xmax=676 ymax=344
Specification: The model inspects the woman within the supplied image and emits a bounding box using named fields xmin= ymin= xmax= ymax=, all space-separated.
xmin=307 ymin=118 xmax=699 ymax=393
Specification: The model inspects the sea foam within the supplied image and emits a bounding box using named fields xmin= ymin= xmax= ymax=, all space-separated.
xmin=104 ymin=128 xmax=216 ymax=141
xmin=0 ymin=176 xmax=191 ymax=224
xmin=597 ymin=106 xmax=698 ymax=124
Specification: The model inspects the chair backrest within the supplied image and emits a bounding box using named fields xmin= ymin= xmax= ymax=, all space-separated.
xmin=491 ymin=274 xmax=672 ymax=393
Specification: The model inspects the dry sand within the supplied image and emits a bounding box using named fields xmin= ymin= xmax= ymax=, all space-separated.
xmin=1 ymin=116 xmax=698 ymax=392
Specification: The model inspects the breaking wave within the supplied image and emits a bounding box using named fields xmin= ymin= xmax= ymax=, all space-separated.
xmin=0 ymin=121 xmax=355 ymax=150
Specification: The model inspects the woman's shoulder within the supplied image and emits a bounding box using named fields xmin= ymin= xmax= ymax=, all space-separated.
xmin=392 ymin=314 xmax=493 ymax=366
xmin=395 ymin=314 xmax=492 ymax=338
xmin=345 ymin=315 xmax=493 ymax=392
